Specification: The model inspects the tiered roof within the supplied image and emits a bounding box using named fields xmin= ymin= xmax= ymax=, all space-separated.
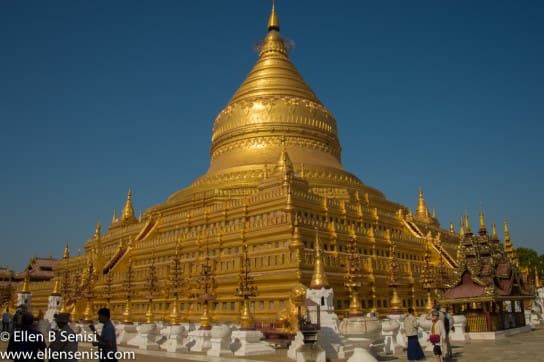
xmin=442 ymin=214 xmax=531 ymax=303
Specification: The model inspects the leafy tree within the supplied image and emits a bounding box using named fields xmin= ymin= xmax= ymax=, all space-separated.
xmin=515 ymin=247 xmax=543 ymax=279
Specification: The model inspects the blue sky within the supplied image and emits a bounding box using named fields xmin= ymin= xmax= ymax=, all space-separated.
xmin=1 ymin=0 xmax=543 ymax=272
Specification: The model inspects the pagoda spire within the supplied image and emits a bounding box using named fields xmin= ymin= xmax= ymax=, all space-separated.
xmin=464 ymin=212 xmax=472 ymax=235
xmin=63 ymin=243 xmax=70 ymax=259
xmin=276 ymin=137 xmax=294 ymax=180
xmin=111 ymin=209 xmax=117 ymax=224
xmin=51 ymin=278 xmax=61 ymax=296
xmin=478 ymin=210 xmax=487 ymax=236
xmin=121 ymin=189 xmax=136 ymax=222
xmin=503 ymin=218 xmax=511 ymax=242
xmin=267 ymin=1 xmax=280 ymax=31
xmin=416 ymin=188 xmax=429 ymax=218
xmin=21 ymin=270 xmax=30 ymax=293
xmin=310 ymin=228 xmax=329 ymax=289
xmin=94 ymin=220 xmax=101 ymax=239
xmin=491 ymin=223 xmax=498 ymax=241
xmin=503 ymin=218 xmax=515 ymax=262
xmin=449 ymin=220 xmax=455 ymax=234
xmin=459 ymin=218 xmax=465 ymax=238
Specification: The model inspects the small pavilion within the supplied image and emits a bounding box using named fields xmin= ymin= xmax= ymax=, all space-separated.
xmin=440 ymin=215 xmax=533 ymax=332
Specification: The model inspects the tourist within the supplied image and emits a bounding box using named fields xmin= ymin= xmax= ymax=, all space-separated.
xmin=49 ymin=312 xmax=78 ymax=361
xmin=430 ymin=310 xmax=446 ymax=362
xmin=440 ymin=306 xmax=453 ymax=359
xmin=11 ymin=305 xmax=27 ymax=331
xmin=404 ymin=307 xmax=425 ymax=361
xmin=2 ymin=307 xmax=11 ymax=332
xmin=90 ymin=308 xmax=117 ymax=362
xmin=7 ymin=311 xmax=46 ymax=361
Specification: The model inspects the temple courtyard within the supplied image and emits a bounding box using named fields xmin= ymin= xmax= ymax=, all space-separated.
xmin=2 ymin=326 xmax=542 ymax=361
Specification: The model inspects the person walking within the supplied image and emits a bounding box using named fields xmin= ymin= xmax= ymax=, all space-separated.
xmin=90 ymin=308 xmax=117 ymax=362
xmin=404 ymin=307 xmax=425 ymax=361
xmin=440 ymin=307 xmax=453 ymax=359
xmin=49 ymin=313 xmax=78 ymax=362
xmin=11 ymin=305 xmax=27 ymax=331
xmin=430 ymin=310 xmax=446 ymax=362
xmin=7 ymin=312 xmax=46 ymax=361
xmin=2 ymin=308 xmax=11 ymax=332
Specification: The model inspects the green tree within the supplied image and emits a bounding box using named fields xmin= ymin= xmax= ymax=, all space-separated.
xmin=516 ymin=247 xmax=539 ymax=269
xmin=515 ymin=247 xmax=544 ymax=280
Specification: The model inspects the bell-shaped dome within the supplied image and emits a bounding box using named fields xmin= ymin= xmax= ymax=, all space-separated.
xmin=207 ymin=6 xmax=343 ymax=175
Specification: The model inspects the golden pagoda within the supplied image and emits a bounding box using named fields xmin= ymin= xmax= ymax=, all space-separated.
xmin=31 ymin=5 xmax=476 ymax=322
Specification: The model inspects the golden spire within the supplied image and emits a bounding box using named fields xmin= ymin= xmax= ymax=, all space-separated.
xmin=51 ymin=278 xmax=61 ymax=296
xmin=310 ymin=228 xmax=329 ymax=289
xmin=503 ymin=218 xmax=511 ymax=242
xmin=416 ymin=188 xmax=429 ymax=218
xmin=276 ymin=137 xmax=294 ymax=178
xmin=21 ymin=270 xmax=30 ymax=293
xmin=290 ymin=215 xmax=303 ymax=248
xmin=459 ymin=218 xmax=465 ymax=237
xmin=201 ymin=2 xmax=344 ymax=180
xmin=111 ymin=209 xmax=117 ymax=224
xmin=464 ymin=212 xmax=472 ymax=234
xmin=94 ymin=220 xmax=101 ymax=239
xmin=63 ymin=243 xmax=70 ymax=259
xmin=449 ymin=220 xmax=455 ymax=233
xmin=121 ymin=189 xmax=136 ymax=222
xmin=267 ymin=1 xmax=280 ymax=31
xmin=491 ymin=223 xmax=498 ymax=241
xmin=478 ymin=210 xmax=487 ymax=235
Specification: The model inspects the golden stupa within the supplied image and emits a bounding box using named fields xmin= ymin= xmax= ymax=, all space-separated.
xmin=26 ymin=6 xmax=471 ymax=322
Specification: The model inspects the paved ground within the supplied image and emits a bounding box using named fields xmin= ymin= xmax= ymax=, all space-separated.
xmin=2 ymin=327 xmax=543 ymax=361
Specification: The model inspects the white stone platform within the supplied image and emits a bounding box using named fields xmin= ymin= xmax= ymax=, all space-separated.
xmin=467 ymin=325 xmax=532 ymax=340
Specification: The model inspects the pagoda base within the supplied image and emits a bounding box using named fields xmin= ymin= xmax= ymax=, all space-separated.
xmin=450 ymin=314 xmax=468 ymax=342
xmin=207 ymin=325 xmax=234 ymax=357
xmin=231 ymin=330 xmax=274 ymax=356
xmin=381 ymin=318 xmax=402 ymax=355
xmin=127 ymin=323 xmax=160 ymax=350
xmin=160 ymin=325 xmax=187 ymax=353
xmin=117 ymin=324 xmax=138 ymax=346
xmin=184 ymin=329 xmax=212 ymax=352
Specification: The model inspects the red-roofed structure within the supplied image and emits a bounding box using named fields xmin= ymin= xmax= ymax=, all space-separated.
xmin=440 ymin=225 xmax=533 ymax=332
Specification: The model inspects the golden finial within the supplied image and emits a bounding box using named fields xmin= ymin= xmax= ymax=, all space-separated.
xmin=94 ymin=220 xmax=101 ymax=239
xmin=276 ymin=137 xmax=294 ymax=178
xmin=491 ymin=223 xmax=498 ymax=240
xmin=479 ymin=210 xmax=487 ymax=235
xmin=21 ymin=270 xmax=30 ymax=293
xmin=431 ymin=208 xmax=436 ymax=218
xmin=51 ymin=278 xmax=61 ymax=296
xmin=459 ymin=218 xmax=465 ymax=237
xmin=290 ymin=215 xmax=303 ymax=248
xmin=449 ymin=220 xmax=455 ymax=233
xmin=63 ymin=243 xmax=70 ymax=259
xmin=111 ymin=209 xmax=117 ymax=224
xmin=416 ymin=188 xmax=429 ymax=218
xmin=503 ymin=218 xmax=510 ymax=242
xmin=464 ymin=212 xmax=471 ymax=234
xmin=310 ymin=228 xmax=329 ymax=289
xmin=267 ymin=0 xmax=280 ymax=32
xmin=121 ymin=189 xmax=136 ymax=222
